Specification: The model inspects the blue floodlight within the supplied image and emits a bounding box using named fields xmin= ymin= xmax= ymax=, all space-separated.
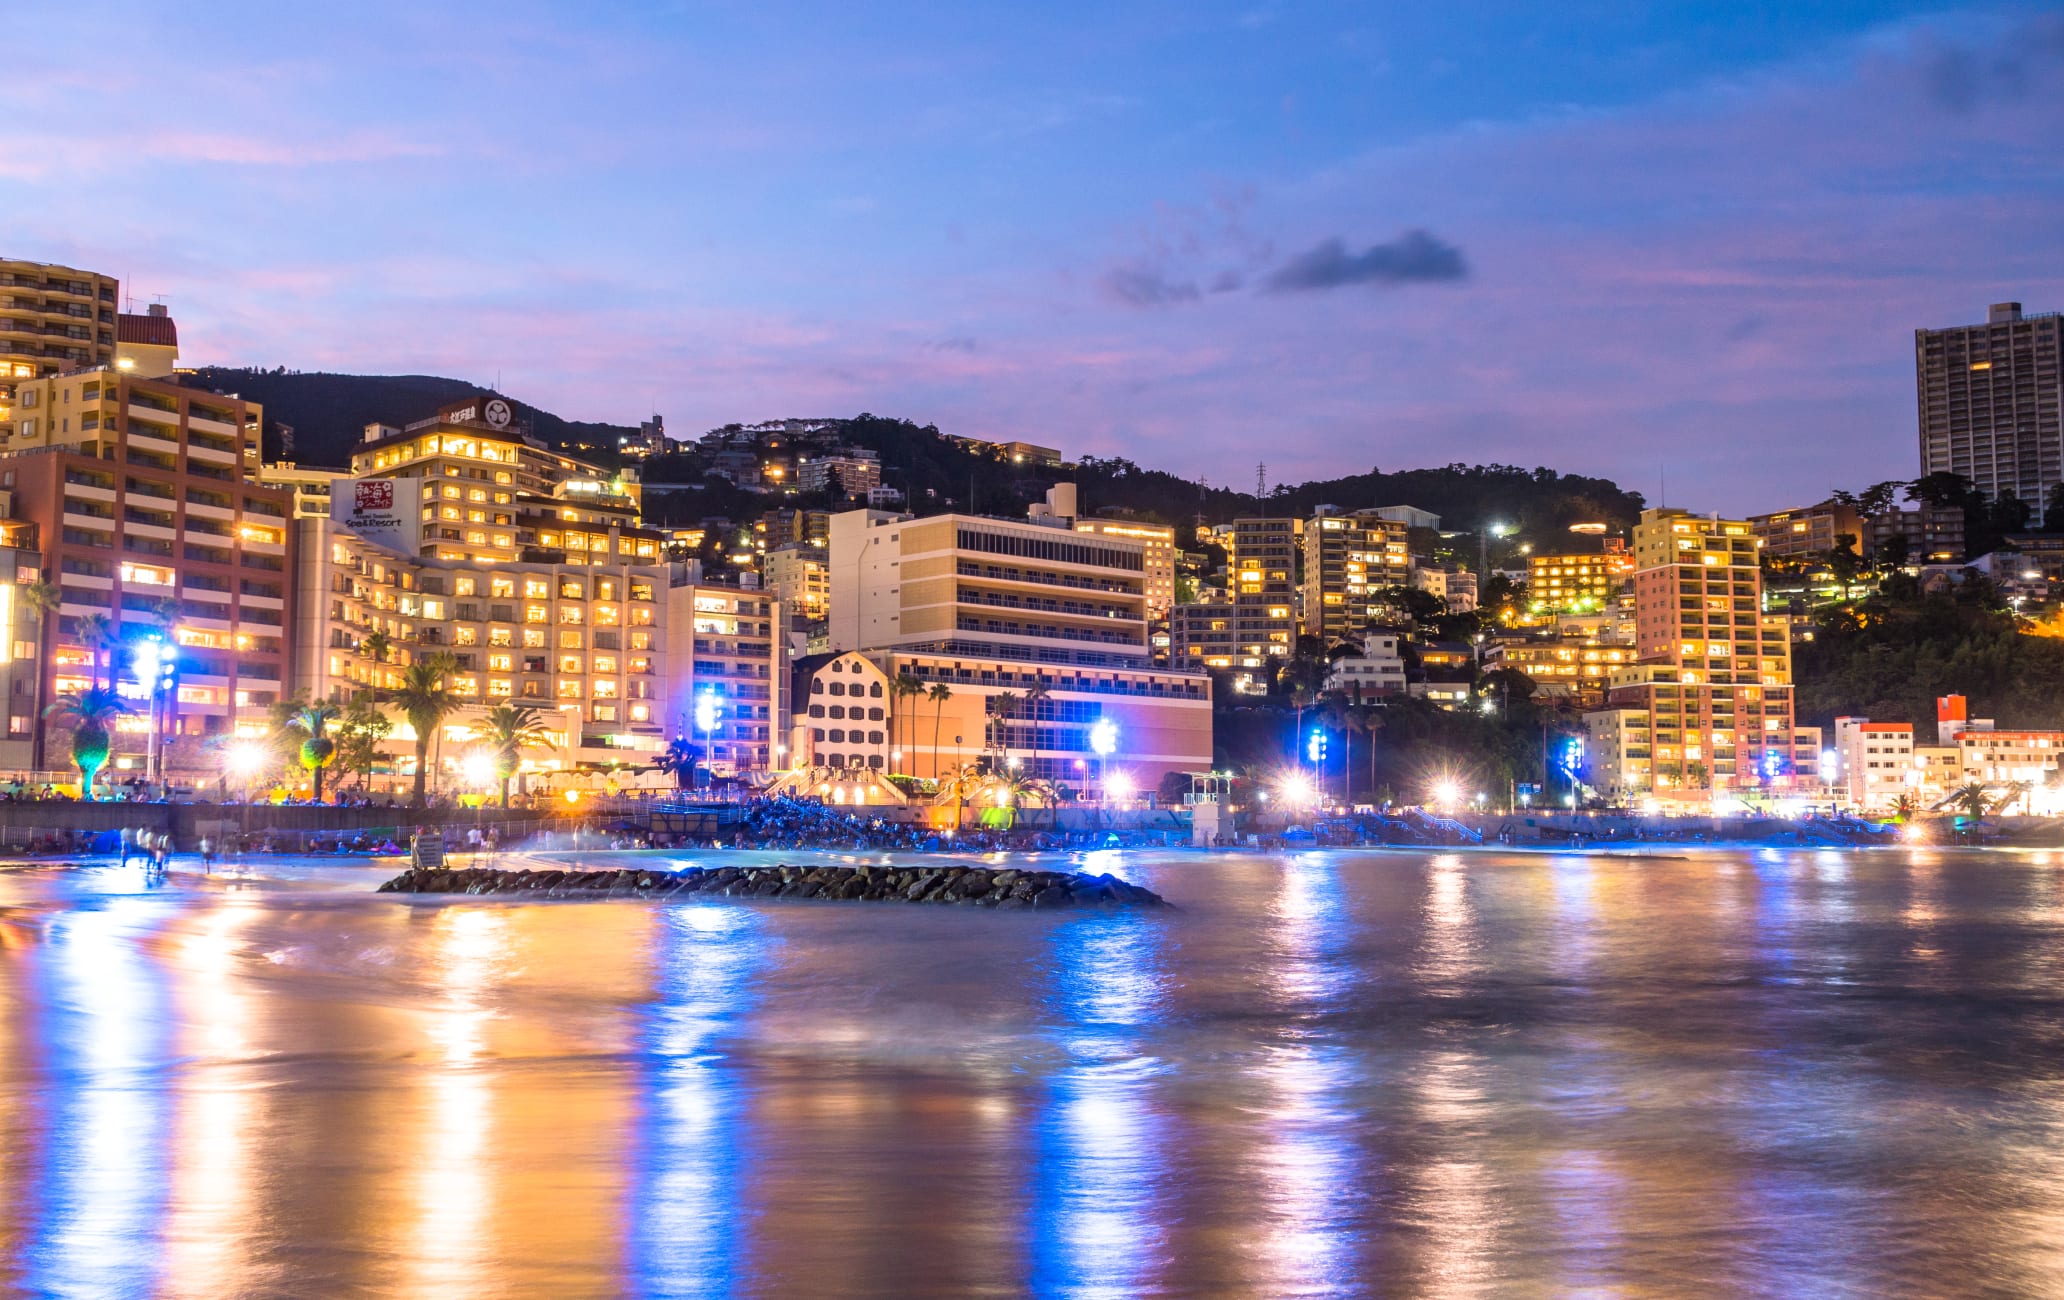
xmin=1089 ymin=717 xmax=1119 ymax=757
xmin=1306 ymin=727 xmax=1328 ymax=764
xmin=694 ymin=688 xmax=721 ymax=734
xmin=131 ymin=635 xmax=164 ymax=683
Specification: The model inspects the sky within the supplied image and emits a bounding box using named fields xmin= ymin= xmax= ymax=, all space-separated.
xmin=5 ymin=1 xmax=2063 ymax=513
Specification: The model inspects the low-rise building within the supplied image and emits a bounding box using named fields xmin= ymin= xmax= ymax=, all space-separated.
xmin=1749 ymin=499 xmax=1865 ymax=562
xmin=798 ymin=449 xmax=881 ymax=497
xmin=1326 ymin=632 xmax=1405 ymax=700
xmin=1527 ymin=546 xmax=1634 ymax=616
xmin=1833 ymin=717 xmax=1916 ymax=810
xmin=256 ymin=462 xmax=347 ymax=520
xmin=788 ymin=650 xmax=893 ymax=772
xmin=1485 ymin=635 xmax=1637 ymax=705
xmin=1955 ymin=730 xmax=2064 ymax=804
xmin=1583 ymin=707 xmax=1653 ymax=803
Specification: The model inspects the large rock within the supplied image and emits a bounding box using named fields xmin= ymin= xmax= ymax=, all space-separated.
xmin=375 ymin=862 xmax=1169 ymax=910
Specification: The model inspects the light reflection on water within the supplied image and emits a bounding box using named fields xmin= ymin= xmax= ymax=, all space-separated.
xmin=1032 ymin=912 xmax=1170 ymax=1299
xmin=24 ymin=899 xmax=172 ymax=1297
xmin=627 ymin=904 xmax=767 ymax=1299
xmin=0 ymin=849 xmax=2061 ymax=1296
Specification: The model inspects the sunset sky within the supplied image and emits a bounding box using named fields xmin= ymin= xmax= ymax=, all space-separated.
xmin=6 ymin=1 xmax=2063 ymax=510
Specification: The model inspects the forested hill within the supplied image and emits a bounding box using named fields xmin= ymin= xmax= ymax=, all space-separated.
xmin=190 ymin=368 xmax=638 ymax=466
xmin=182 ymin=371 xmax=1644 ymax=543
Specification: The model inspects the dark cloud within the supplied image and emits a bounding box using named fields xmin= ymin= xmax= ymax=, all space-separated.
xmin=1723 ymin=314 xmax=1766 ymax=342
xmin=930 ymin=336 xmax=979 ymax=353
xmin=1919 ymin=14 xmax=2064 ymax=113
xmin=1102 ymin=264 xmax=1200 ymax=307
xmin=1209 ymin=269 xmax=1245 ymax=293
xmin=1263 ymin=229 xmax=1467 ymax=292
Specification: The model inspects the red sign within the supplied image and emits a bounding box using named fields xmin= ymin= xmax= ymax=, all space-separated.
xmin=355 ymin=480 xmax=394 ymax=512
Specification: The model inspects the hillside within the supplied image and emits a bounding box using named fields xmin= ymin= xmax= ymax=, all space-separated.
xmin=190 ymin=368 xmax=639 ymax=467
xmin=182 ymin=370 xmax=1645 ymax=546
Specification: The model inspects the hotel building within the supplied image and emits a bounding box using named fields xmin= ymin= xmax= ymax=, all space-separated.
xmin=290 ymin=397 xmax=671 ymax=785
xmin=827 ymin=501 xmax=1211 ymax=784
xmin=1586 ymin=509 xmax=1820 ymax=802
xmin=1302 ymin=509 xmax=1412 ymax=642
xmin=347 ymin=397 xmax=648 ymax=564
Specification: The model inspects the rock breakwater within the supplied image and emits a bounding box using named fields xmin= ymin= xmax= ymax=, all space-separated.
xmin=376 ymin=863 xmax=1169 ymax=909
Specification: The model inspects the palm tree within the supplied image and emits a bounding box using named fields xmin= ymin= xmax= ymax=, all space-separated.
xmin=988 ymin=690 xmax=1020 ymax=761
xmin=925 ymin=681 xmax=953 ymax=779
xmin=890 ymin=672 xmax=925 ymax=773
xmin=1890 ymin=791 xmax=1921 ymax=821
xmin=334 ymin=693 xmax=393 ymax=795
xmin=45 ymin=686 xmax=128 ymax=800
xmin=21 ymin=579 xmax=60 ymax=770
xmin=392 ymin=651 xmax=461 ymax=806
xmin=477 ymin=702 xmax=554 ymax=808
xmin=1022 ymin=676 xmax=1052 ymax=788
xmin=361 ymin=630 xmax=394 ymax=674
xmin=1947 ymin=781 xmax=1995 ymax=821
xmin=1349 ymin=705 xmax=1384 ymax=807
xmin=1318 ymin=693 xmax=1353 ymax=804
xmin=289 ymin=699 xmax=345 ymax=804
xmin=74 ymin=611 xmax=118 ymax=691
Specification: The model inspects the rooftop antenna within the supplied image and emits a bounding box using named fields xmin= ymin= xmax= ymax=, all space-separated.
xmin=1659 ymin=457 xmax=1667 ymax=509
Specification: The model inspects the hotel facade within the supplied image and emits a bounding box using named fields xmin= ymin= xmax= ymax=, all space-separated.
xmin=827 ymin=504 xmax=1211 ymax=785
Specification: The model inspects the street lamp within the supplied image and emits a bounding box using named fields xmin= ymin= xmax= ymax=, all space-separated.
xmin=694 ymin=688 xmax=721 ymax=790
xmin=226 ymin=739 xmax=266 ymax=844
xmin=131 ymin=634 xmax=177 ymax=792
xmin=1089 ymin=718 xmax=1119 ymax=824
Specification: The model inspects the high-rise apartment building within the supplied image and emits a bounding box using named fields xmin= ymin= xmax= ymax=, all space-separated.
xmin=826 ymin=505 xmax=1211 ymax=783
xmin=664 ymin=574 xmax=780 ymax=776
xmin=1074 ymin=516 xmax=1177 ymax=620
xmin=0 ymin=260 xmax=118 ymax=390
xmin=1170 ymin=594 xmax=1237 ymax=672
xmin=3 ymin=364 xmax=293 ymax=767
xmin=1586 ymin=509 xmax=1820 ymax=802
xmin=1302 ymin=509 xmax=1411 ymax=642
xmin=763 ymin=542 xmax=830 ymax=620
xmin=1916 ymin=302 xmax=2064 ymax=510
xmin=1228 ymin=516 xmax=1297 ymax=669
